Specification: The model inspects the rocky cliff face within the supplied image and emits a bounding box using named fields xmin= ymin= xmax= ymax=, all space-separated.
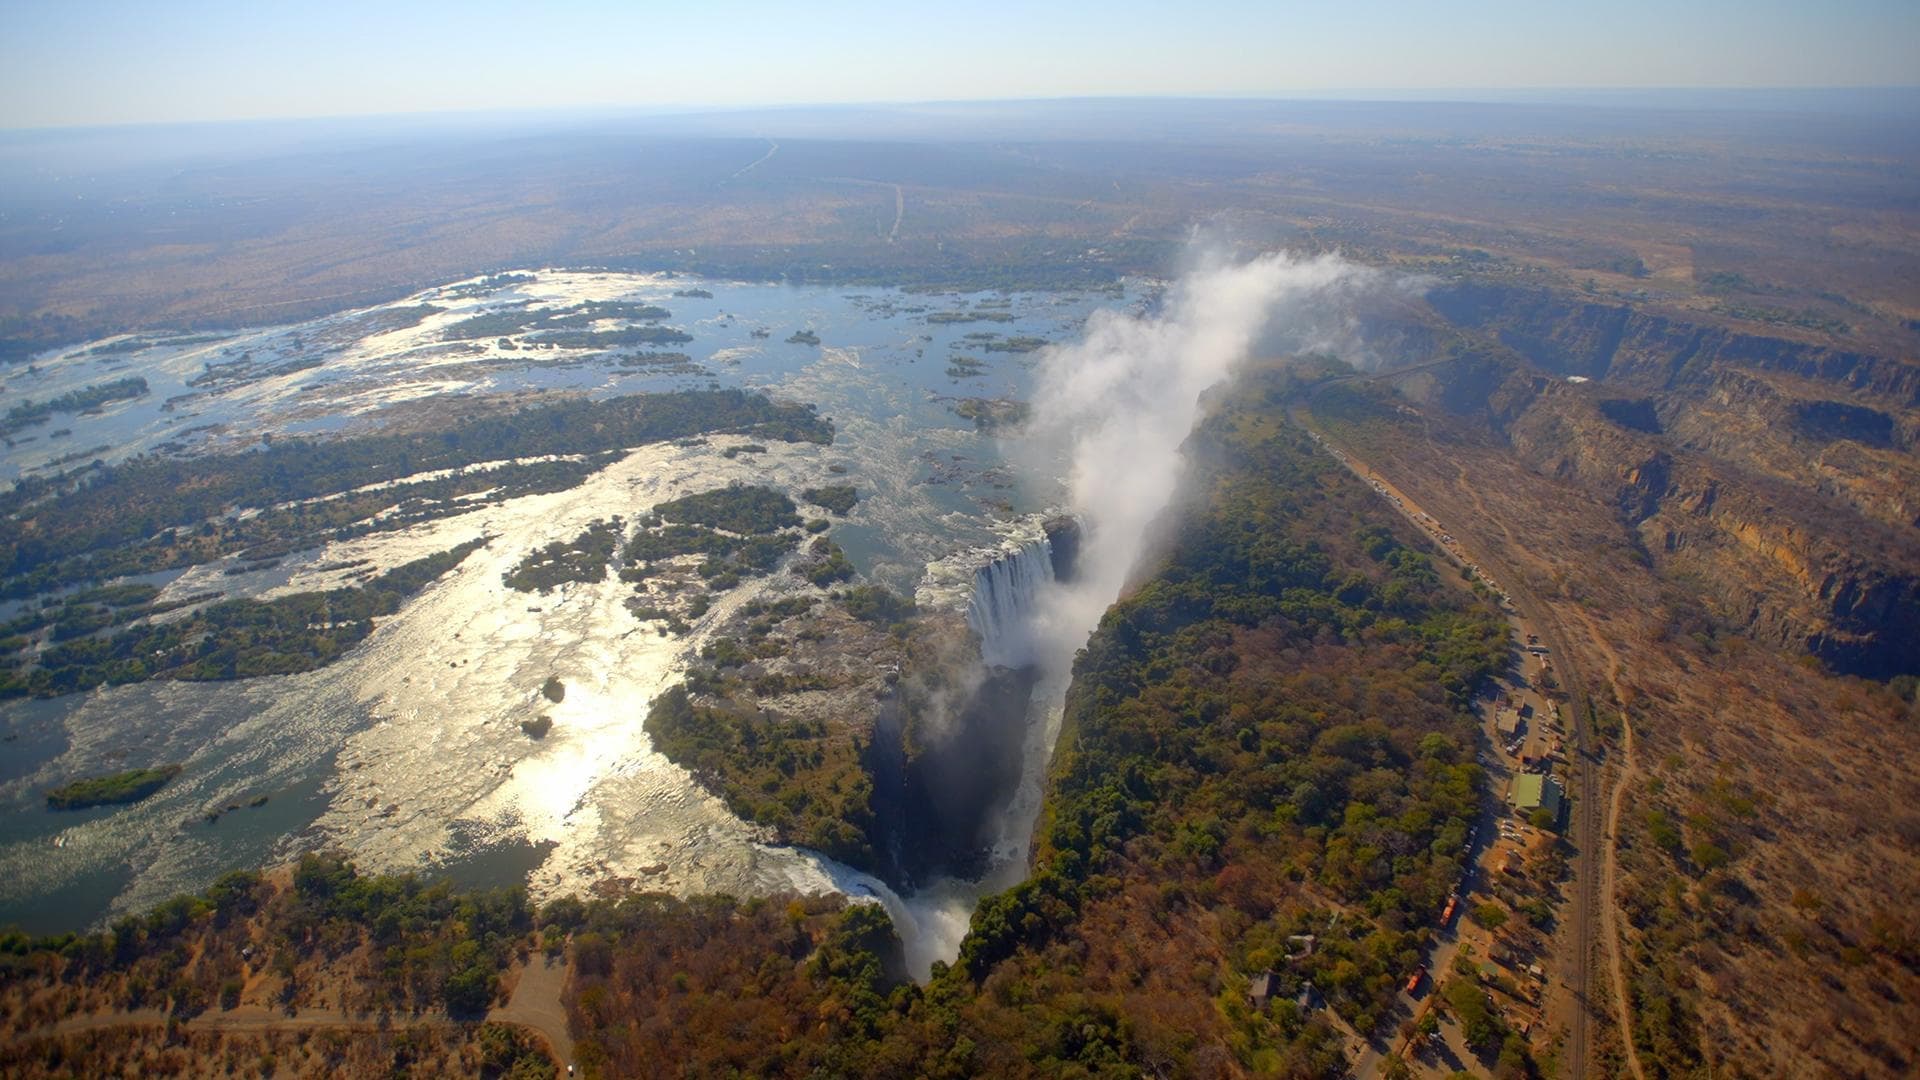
xmin=1395 ymin=282 xmax=1920 ymax=678
xmin=1428 ymin=282 xmax=1920 ymax=407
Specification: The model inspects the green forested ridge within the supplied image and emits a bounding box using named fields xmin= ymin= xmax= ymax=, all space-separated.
xmin=932 ymin=376 xmax=1508 ymax=1071
xmin=0 ymin=390 xmax=830 ymax=598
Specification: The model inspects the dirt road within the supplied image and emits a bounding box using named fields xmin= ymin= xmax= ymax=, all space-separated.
xmin=494 ymin=953 xmax=574 ymax=1067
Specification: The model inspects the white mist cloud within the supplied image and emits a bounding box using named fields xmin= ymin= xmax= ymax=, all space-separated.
xmin=1024 ymin=249 xmax=1379 ymax=670
xmin=870 ymin=249 xmax=1385 ymax=980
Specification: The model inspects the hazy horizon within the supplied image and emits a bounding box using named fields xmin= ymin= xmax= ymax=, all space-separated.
xmin=5 ymin=85 xmax=1920 ymax=137
xmin=3 ymin=0 xmax=1915 ymax=129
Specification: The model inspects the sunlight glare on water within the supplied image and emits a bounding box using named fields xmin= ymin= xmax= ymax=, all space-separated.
xmin=0 ymin=271 xmax=1146 ymax=934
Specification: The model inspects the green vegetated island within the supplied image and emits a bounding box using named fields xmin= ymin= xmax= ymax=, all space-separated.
xmin=44 ymin=765 xmax=183 ymax=810
xmin=5 ymin=540 xmax=485 ymax=697
xmin=436 ymin=299 xmax=676 ymax=342
xmin=801 ymin=484 xmax=859 ymax=515
xmin=644 ymin=576 xmax=927 ymax=868
xmin=951 ymin=396 xmax=1030 ymax=431
xmin=0 ymin=390 xmax=833 ymax=698
xmin=2 ymin=376 xmax=149 ymax=438
xmin=493 ymin=477 xmax=910 ymax=861
xmin=499 ymin=483 xmax=854 ymax=634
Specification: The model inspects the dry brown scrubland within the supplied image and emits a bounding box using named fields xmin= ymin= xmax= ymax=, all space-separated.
xmin=1315 ymin=400 xmax=1920 ymax=1078
xmin=7 ymin=1025 xmax=507 ymax=1080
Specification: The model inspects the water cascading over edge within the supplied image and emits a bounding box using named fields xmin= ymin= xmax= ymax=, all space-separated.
xmin=965 ymin=537 xmax=1057 ymax=668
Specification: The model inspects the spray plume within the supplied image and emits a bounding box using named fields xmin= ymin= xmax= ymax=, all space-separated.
xmin=876 ymin=249 xmax=1382 ymax=978
xmin=1023 ymin=249 xmax=1377 ymax=672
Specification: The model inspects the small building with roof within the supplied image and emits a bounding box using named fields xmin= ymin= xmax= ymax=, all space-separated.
xmin=1247 ymin=971 xmax=1280 ymax=1010
xmin=1510 ymin=773 xmax=1566 ymax=823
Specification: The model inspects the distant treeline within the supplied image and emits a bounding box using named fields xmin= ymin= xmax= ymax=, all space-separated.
xmin=585 ymin=234 xmax=1158 ymax=293
xmin=0 ymin=312 xmax=92 ymax=366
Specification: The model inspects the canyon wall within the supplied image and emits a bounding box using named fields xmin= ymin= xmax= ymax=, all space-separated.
xmin=1399 ymin=283 xmax=1920 ymax=677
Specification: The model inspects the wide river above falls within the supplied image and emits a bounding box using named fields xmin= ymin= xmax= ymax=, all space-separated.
xmin=0 ymin=270 xmax=1150 ymax=935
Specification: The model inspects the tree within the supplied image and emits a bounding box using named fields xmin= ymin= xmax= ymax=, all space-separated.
xmin=1691 ymin=841 xmax=1730 ymax=872
xmin=1418 ymin=732 xmax=1457 ymax=761
xmin=444 ymin=965 xmax=497 ymax=1016
xmin=1496 ymin=1031 xmax=1534 ymax=1078
xmin=1444 ymin=979 xmax=1504 ymax=1053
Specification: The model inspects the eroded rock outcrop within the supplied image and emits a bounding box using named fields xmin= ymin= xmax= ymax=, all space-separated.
xmin=1428 ymin=282 xmax=1920 ymax=406
xmin=1396 ymin=283 xmax=1920 ymax=678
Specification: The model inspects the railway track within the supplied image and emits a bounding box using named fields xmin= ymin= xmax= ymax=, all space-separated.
xmin=1291 ymin=379 xmax=1606 ymax=1079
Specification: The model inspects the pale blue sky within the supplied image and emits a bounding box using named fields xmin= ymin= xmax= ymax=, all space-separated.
xmin=1 ymin=0 xmax=1914 ymax=128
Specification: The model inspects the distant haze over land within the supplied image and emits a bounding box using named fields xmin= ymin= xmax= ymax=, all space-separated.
xmin=2 ymin=0 xmax=1915 ymax=127
xmin=3 ymin=94 xmax=1915 ymax=358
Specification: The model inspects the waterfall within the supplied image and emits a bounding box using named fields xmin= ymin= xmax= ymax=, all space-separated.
xmin=965 ymin=537 xmax=1056 ymax=669
xmin=800 ymin=852 xmax=983 ymax=981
